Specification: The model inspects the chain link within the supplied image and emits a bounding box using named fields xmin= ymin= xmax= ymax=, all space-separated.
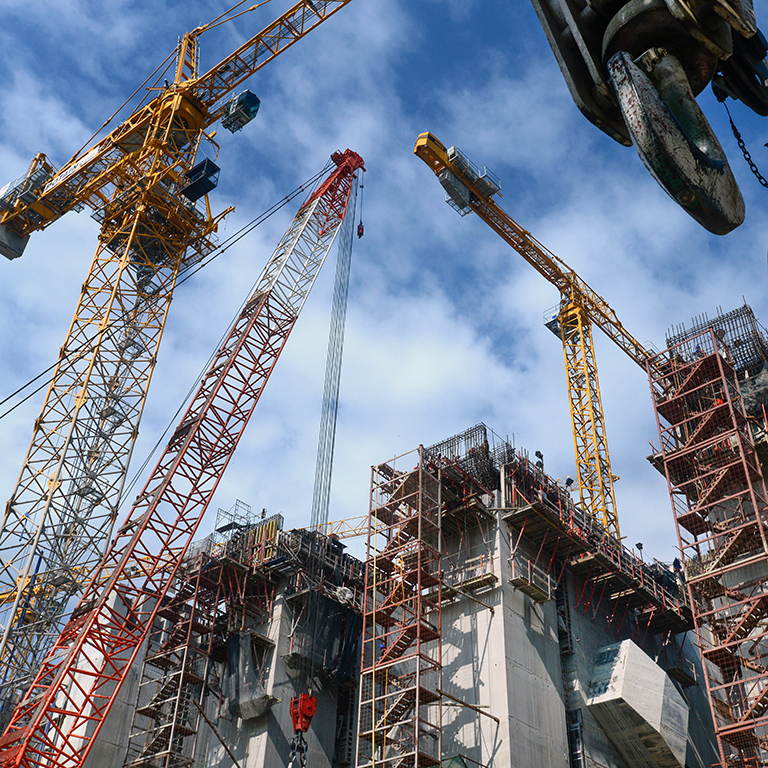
xmin=724 ymin=101 xmax=768 ymax=189
xmin=288 ymin=732 xmax=308 ymax=768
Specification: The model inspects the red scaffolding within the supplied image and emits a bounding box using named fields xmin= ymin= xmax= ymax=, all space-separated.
xmin=649 ymin=327 xmax=768 ymax=766
xmin=123 ymin=507 xmax=281 ymax=768
xmin=123 ymin=554 xmax=227 ymax=768
xmin=357 ymin=447 xmax=443 ymax=768
xmin=357 ymin=433 xmax=503 ymax=768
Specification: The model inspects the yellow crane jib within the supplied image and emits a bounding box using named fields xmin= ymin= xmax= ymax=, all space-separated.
xmin=414 ymin=132 xmax=659 ymax=539
xmin=0 ymin=0 xmax=354 ymax=260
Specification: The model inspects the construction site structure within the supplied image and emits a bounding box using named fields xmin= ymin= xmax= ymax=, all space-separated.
xmin=0 ymin=0 xmax=356 ymax=712
xmin=357 ymin=447 xmax=446 ymax=768
xmin=647 ymin=303 xmax=768 ymax=767
xmin=358 ymin=423 xmax=716 ymax=768
xmin=116 ymin=500 xmax=282 ymax=768
xmin=17 ymin=420 xmax=721 ymax=768
xmin=81 ymin=501 xmax=365 ymax=768
xmin=0 ymin=149 xmax=363 ymax=768
xmin=414 ymin=131 xmax=660 ymax=542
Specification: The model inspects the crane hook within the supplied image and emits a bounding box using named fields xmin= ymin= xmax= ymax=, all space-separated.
xmin=608 ymin=49 xmax=745 ymax=235
xmin=357 ymin=179 xmax=364 ymax=238
xmin=288 ymin=694 xmax=316 ymax=767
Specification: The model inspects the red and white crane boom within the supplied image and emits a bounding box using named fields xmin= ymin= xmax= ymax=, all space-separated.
xmin=0 ymin=149 xmax=364 ymax=768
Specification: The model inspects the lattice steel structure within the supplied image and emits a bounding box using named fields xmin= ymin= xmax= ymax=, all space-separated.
xmin=649 ymin=326 xmax=768 ymax=766
xmin=310 ymin=174 xmax=359 ymax=529
xmin=124 ymin=506 xmax=280 ymax=768
xmin=0 ymin=0 xmax=355 ymax=710
xmin=666 ymin=304 xmax=768 ymax=376
xmin=0 ymin=149 xmax=363 ymax=768
xmin=358 ymin=447 xmax=443 ymax=768
xmin=559 ymin=301 xmax=618 ymax=540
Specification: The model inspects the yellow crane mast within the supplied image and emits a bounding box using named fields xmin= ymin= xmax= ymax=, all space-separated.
xmin=414 ymin=132 xmax=658 ymax=539
xmin=0 ymin=0 xmax=355 ymax=708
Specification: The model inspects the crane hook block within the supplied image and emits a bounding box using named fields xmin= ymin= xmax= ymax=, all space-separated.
xmin=290 ymin=694 xmax=317 ymax=734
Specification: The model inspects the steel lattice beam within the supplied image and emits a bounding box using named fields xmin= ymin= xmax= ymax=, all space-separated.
xmin=0 ymin=164 xmax=223 ymax=707
xmin=560 ymin=302 xmax=619 ymax=537
xmin=0 ymin=1 xmax=355 ymax=240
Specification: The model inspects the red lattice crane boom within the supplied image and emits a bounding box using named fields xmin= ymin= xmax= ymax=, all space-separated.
xmin=0 ymin=149 xmax=364 ymax=768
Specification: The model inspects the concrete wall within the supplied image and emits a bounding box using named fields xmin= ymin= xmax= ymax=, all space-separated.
xmin=439 ymin=509 xmax=718 ymax=768
xmin=440 ymin=510 xmax=569 ymax=767
xmin=560 ymin=572 xmax=718 ymax=768
xmin=205 ymin=591 xmax=351 ymax=768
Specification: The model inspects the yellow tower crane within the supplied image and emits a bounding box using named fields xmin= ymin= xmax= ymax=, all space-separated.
xmin=414 ymin=132 xmax=659 ymax=540
xmin=0 ymin=0 xmax=355 ymax=706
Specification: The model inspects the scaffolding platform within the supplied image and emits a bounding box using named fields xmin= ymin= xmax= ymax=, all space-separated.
xmin=502 ymin=495 xmax=693 ymax=634
xmin=433 ymin=572 xmax=499 ymax=606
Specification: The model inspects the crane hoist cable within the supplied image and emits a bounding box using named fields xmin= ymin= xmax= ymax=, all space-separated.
xmin=310 ymin=169 xmax=361 ymax=530
xmin=292 ymin=164 xmax=364 ymax=768
xmin=0 ymin=149 xmax=364 ymax=768
xmin=357 ymin=178 xmax=365 ymax=238
xmin=414 ymin=132 xmax=661 ymax=540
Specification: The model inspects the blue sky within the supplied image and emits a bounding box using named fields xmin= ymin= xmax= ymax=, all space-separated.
xmin=1 ymin=0 xmax=768 ymax=564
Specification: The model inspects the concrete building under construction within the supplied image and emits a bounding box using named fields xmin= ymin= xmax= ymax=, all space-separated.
xmin=357 ymin=423 xmax=717 ymax=768
xmin=83 ymin=418 xmax=725 ymax=768
xmin=85 ymin=501 xmax=366 ymax=768
xmin=9 ymin=302 xmax=768 ymax=768
xmin=88 ymin=301 xmax=768 ymax=768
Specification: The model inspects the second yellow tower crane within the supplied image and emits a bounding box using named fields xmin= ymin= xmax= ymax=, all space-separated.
xmin=414 ymin=132 xmax=659 ymax=540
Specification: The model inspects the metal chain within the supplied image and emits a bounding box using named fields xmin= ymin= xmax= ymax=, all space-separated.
xmin=723 ymin=101 xmax=768 ymax=189
xmin=287 ymin=732 xmax=308 ymax=768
